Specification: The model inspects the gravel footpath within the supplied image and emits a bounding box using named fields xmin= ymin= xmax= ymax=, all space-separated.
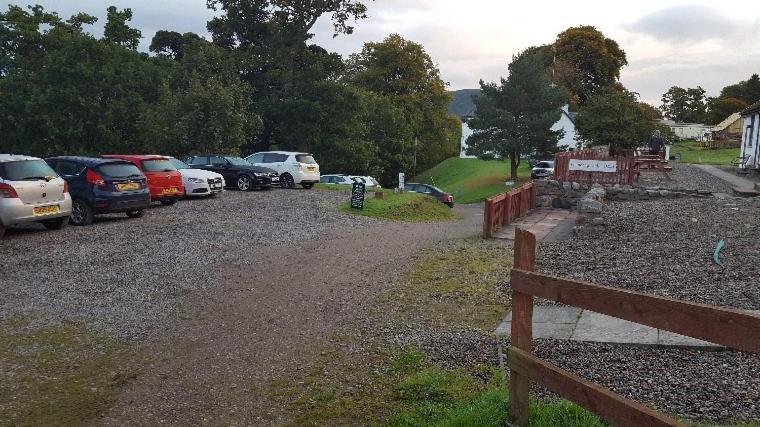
xmin=0 ymin=189 xmax=376 ymax=338
xmin=639 ymin=163 xmax=735 ymax=193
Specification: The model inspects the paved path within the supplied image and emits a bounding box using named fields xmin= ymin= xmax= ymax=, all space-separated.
xmin=692 ymin=164 xmax=756 ymax=190
xmin=496 ymin=306 xmax=724 ymax=348
xmin=493 ymin=208 xmax=577 ymax=241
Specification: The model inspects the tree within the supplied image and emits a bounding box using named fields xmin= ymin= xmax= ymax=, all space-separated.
xmin=466 ymin=49 xmax=566 ymax=180
xmin=553 ymin=26 xmax=627 ymax=107
xmin=719 ymin=73 xmax=760 ymax=105
xmin=638 ymin=102 xmax=663 ymax=120
xmin=346 ymin=34 xmax=459 ymax=175
xmin=149 ymin=31 xmax=203 ymax=60
xmin=706 ymin=97 xmax=749 ymax=124
xmin=576 ymin=89 xmax=655 ymax=154
xmin=103 ymin=6 xmax=141 ymax=49
xmin=660 ymin=86 xmax=708 ymax=123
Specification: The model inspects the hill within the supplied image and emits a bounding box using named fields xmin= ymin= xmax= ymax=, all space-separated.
xmin=448 ymin=89 xmax=482 ymax=118
xmin=414 ymin=157 xmax=530 ymax=204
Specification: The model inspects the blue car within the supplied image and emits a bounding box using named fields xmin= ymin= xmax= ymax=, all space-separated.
xmin=45 ymin=156 xmax=151 ymax=226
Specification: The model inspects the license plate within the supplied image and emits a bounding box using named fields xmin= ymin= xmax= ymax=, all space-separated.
xmin=33 ymin=205 xmax=60 ymax=216
xmin=116 ymin=182 xmax=140 ymax=191
xmin=162 ymin=187 xmax=178 ymax=194
xmin=307 ymin=166 xmax=316 ymax=172
xmin=211 ymin=184 xmax=222 ymax=189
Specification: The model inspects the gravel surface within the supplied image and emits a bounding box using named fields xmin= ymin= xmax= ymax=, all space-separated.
xmin=0 ymin=189 xmax=377 ymax=338
xmin=531 ymin=195 xmax=760 ymax=421
xmin=639 ymin=163 xmax=735 ymax=193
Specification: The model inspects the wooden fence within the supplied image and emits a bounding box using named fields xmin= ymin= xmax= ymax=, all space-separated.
xmin=483 ymin=182 xmax=536 ymax=238
xmin=554 ymin=149 xmax=636 ymax=185
xmin=507 ymin=228 xmax=760 ymax=426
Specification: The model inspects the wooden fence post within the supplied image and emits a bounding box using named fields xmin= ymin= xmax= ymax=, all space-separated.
xmin=509 ymin=228 xmax=537 ymax=426
xmin=483 ymin=199 xmax=492 ymax=238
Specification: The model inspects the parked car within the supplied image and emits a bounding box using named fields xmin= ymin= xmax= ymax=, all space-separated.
xmin=165 ymin=157 xmax=225 ymax=198
xmin=245 ymin=151 xmax=320 ymax=189
xmin=349 ymin=176 xmax=381 ymax=188
xmin=404 ymin=183 xmax=454 ymax=208
xmin=320 ymin=174 xmax=354 ymax=185
xmin=184 ymin=155 xmax=275 ymax=191
xmin=102 ymin=155 xmax=184 ymax=205
xmin=531 ymin=161 xmax=555 ymax=179
xmin=45 ymin=156 xmax=151 ymax=226
xmin=0 ymin=154 xmax=72 ymax=238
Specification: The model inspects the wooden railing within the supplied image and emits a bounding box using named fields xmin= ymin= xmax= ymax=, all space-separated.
xmin=554 ymin=149 xmax=636 ymax=185
xmin=507 ymin=229 xmax=760 ymax=426
xmin=483 ymin=182 xmax=536 ymax=238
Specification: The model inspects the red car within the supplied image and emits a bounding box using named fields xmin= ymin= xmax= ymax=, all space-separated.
xmin=102 ymin=155 xmax=184 ymax=205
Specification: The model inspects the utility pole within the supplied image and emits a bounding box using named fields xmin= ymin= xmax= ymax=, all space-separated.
xmin=413 ymin=137 xmax=417 ymax=177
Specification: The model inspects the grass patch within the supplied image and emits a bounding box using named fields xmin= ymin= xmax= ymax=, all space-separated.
xmin=339 ymin=191 xmax=461 ymax=222
xmin=0 ymin=317 xmax=141 ymax=425
xmin=671 ymin=140 xmax=740 ymax=165
xmin=391 ymin=239 xmax=512 ymax=330
xmin=415 ymin=157 xmax=531 ymax=204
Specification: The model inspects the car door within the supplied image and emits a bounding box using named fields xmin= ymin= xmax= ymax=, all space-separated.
xmin=209 ymin=156 xmax=235 ymax=182
xmin=52 ymin=160 xmax=87 ymax=199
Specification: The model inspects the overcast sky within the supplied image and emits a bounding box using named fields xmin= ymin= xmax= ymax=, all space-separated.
xmin=24 ymin=0 xmax=760 ymax=105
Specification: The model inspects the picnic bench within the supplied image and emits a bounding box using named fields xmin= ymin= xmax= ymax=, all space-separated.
xmin=634 ymin=154 xmax=671 ymax=181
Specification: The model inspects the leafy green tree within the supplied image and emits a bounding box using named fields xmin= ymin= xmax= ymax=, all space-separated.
xmin=638 ymin=102 xmax=662 ymax=120
xmin=553 ymin=26 xmax=627 ymax=106
xmin=719 ymin=73 xmax=760 ymax=105
xmin=466 ymin=49 xmax=566 ymax=180
xmin=103 ymin=6 xmax=141 ymax=50
xmin=576 ymin=89 xmax=656 ymax=154
xmin=346 ymin=34 xmax=459 ymax=175
xmin=660 ymin=86 xmax=708 ymax=123
xmin=149 ymin=31 xmax=203 ymax=60
xmin=706 ymin=97 xmax=749 ymax=124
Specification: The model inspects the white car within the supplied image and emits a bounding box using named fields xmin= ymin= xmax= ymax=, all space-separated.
xmin=320 ymin=174 xmax=354 ymax=185
xmin=245 ymin=151 xmax=320 ymax=189
xmin=0 ymin=154 xmax=73 ymax=238
xmin=349 ymin=176 xmax=381 ymax=188
xmin=166 ymin=157 xmax=225 ymax=197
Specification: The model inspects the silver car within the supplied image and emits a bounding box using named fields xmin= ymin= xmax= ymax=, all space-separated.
xmin=0 ymin=154 xmax=73 ymax=238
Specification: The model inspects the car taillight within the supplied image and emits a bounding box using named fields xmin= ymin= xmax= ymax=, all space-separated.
xmin=0 ymin=183 xmax=18 ymax=198
xmin=86 ymin=169 xmax=106 ymax=187
xmin=63 ymin=180 xmax=69 ymax=193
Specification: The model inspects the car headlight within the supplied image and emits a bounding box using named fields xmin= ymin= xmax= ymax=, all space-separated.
xmin=188 ymin=178 xmax=204 ymax=183
xmin=254 ymin=172 xmax=265 ymax=177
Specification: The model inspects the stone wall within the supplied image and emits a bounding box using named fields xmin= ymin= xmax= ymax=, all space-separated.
xmin=535 ymin=179 xmax=713 ymax=212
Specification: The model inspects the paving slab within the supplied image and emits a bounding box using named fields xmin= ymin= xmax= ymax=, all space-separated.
xmin=504 ymin=306 xmax=581 ymax=323
xmin=657 ymin=331 xmax=715 ymax=347
xmin=572 ymin=311 xmax=658 ymax=344
xmin=493 ymin=208 xmax=576 ymax=241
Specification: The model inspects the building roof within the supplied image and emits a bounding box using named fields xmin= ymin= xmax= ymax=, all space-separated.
xmin=742 ymin=100 xmax=760 ymax=116
xmin=447 ymin=89 xmax=482 ymax=118
xmin=712 ymin=112 xmax=742 ymax=132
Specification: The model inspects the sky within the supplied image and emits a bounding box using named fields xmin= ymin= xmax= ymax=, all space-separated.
xmin=24 ymin=0 xmax=760 ymax=105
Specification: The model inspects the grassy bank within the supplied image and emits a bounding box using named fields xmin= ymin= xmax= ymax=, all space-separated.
xmin=671 ymin=140 xmax=740 ymax=165
xmin=414 ymin=158 xmax=530 ymax=204
xmin=338 ymin=191 xmax=461 ymax=222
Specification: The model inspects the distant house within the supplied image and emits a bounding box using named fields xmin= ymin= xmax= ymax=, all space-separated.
xmin=740 ymin=101 xmax=760 ymax=170
xmin=711 ymin=112 xmax=743 ymax=140
xmin=448 ymin=89 xmax=578 ymax=158
xmin=660 ymin=120 xmax=712 ymax=141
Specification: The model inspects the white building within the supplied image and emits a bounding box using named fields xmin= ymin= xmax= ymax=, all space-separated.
xmin=660 ymin=120 xmax=712 ymax=141
xmin=459 ymin=105 xmax=578 ymax=158
xmin=740 ymin=101 xmax=760 ymax=170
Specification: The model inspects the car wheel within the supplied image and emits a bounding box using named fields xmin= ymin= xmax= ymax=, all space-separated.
xmin=42 ymin=216 xmax=69 ymax=230
xmin=280 ymin=173 xmax=295 ymax=189
xmin=161 ymin=199 xmax=177 ymax=206
xmin=237 ymin=175 xmax=252 ymax=191
xmin=0 ymin=222 xmax=5 ymax=239
xmin=126 ymin=210 xmax=143 ymax=218
xmin=70 ymin=199 xmax=94 ymax=226
xmin=301 ymin=182 xmax=314 ymax=189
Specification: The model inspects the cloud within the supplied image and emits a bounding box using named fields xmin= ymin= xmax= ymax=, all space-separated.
xmin=624 ymin=5 xmax=755 ymax=43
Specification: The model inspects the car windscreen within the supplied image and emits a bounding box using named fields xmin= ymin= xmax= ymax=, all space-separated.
xmin=296 ymin=154 xmax=316 ymax=164
xmin=0 ymin=160 xmax=58 ymax=181
xmin=167 ymin=158 xmax=191 ymax=170
xmin=142 ymin=159 xmax=177 ymax=172
xmin=536 ymin=162 xmax=554 ymax=168
xmin=226 ymin=157 xmax=251 ymax=167
xmin=98 ymin=163 xmax=144 ymax=178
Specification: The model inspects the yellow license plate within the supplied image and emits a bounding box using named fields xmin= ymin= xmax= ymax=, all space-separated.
xmin=162 ymin=187 xmax=178 ymax=194
xmin=307 ymin=166 xmax=316 ymax=171
xmin=116 ymin=182 xmax=140 ymax=191
xmin=33 ymin=205 xmax=60 ymax=216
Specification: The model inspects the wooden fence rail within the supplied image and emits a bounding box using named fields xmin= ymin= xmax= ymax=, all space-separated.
xmin=483 ymin=182 xmax=536 ymax=238
xmin=554 ymin=149 xmax=636 ymax=185
xmin=507 ymin=228 xmax=760 ymax=426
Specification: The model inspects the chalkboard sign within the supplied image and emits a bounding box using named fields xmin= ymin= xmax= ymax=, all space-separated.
xmin=350 ymin=181 xmax=366 ymax=209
